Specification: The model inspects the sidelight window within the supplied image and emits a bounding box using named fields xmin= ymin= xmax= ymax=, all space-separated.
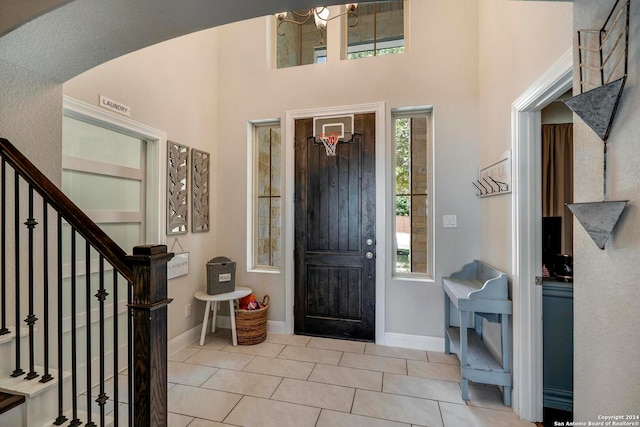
xmin=393 ymin=110 xmax=433 ymax=277
xmin=250 ymin=121 xmax=282 ymax=270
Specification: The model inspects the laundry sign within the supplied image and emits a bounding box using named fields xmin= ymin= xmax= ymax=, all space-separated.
xmin=99 ymin=95 xmax=131 ymax=116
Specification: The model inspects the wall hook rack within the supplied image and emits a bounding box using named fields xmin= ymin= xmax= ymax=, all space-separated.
xmin=473 ymin=181 xmax=487 ymax=196
xmin=488 ymin=176 xmax=509 ymax=192
xmin=473 ymin=176 xmax=509 ymax=197
xmin=474 ymin=150 xmax=512 ymax=198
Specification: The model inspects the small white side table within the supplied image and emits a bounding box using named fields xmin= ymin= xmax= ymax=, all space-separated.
xmin=194 ymin=286 xmax=252 ymax=346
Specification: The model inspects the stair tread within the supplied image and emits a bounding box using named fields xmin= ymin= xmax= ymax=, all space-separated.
xmin=0 ymin=391 xmax=26 ymax=414
xmin=0 ymin=367 xmax=68 ymax=398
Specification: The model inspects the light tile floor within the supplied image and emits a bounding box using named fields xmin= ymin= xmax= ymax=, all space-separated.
xmin=96 ymin=329 xmax=535 ymax=427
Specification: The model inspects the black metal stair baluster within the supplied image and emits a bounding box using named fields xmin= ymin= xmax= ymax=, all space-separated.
xmin=96 ymin=255 xmax=109 ymax=426
xmin=70 ymin=228 xmax=81 ymax=427
xmin=54 ymin=213 xmax=67 ymax=426
xmin=112 ymin=271 xmax=119 ymax=427
xmin=11 ymin=171 xmax=24 ymax=378
xmin=41 ymin=200 xmax=53 ymax=383
xmin=25 ymin=185 xmax=39 ymax=380
xmin=0 ymin=159 xmax=9 ymax=336
xmin=85 ymin=241 xmax=96 ymax=427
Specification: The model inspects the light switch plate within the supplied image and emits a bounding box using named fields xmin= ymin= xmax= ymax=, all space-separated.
xmin=443 ymin=215 xmax=457 ymax=228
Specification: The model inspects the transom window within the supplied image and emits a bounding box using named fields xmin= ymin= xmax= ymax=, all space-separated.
xmin=346 ymin=0 xmax=405 ymax=59
xmin=276 ymin=9 xmax=325 ymax=69
xmin=275 ymin=1 xmax=405 ymax=68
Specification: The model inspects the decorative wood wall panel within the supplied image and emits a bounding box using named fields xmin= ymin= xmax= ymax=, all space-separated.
xmin=191 ymin=148 xmax=210 ymax=233
xmin=167 ymin=141 xmax=189 ymax=235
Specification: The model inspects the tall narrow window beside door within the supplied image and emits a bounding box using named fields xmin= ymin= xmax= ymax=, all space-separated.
xmin=393 ymin=110 xmax=433 ymax=277
xmin=250 ymin=122 xmax=282 ymax=270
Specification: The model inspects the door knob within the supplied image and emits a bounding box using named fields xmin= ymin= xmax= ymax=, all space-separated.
xmin=365 ymin=252 xmax=374 ymax=259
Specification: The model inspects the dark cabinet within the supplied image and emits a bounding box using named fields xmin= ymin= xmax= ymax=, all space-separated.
xmin=543 ymin=280 xmax=573 ymax=411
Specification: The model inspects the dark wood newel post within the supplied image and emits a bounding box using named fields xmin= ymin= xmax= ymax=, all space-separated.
xmin=126 ymin=245 xmax=174 ymax=427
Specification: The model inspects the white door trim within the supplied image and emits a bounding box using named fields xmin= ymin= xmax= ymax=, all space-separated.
xmin=511 ymin=49 xmax=572 ymax=421
xmin=63 ymin=95 xmax=168 ymax=245
xmin=284 ymin=102 xmax=387 ymax=343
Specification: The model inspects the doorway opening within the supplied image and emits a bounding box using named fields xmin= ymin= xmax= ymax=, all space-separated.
xmin=540 ymin=90 xmax=574 ymax=427
xmin=511 ymin=50 xmax=572 ymax=421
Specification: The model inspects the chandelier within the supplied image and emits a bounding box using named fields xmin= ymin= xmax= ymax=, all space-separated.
xmin=275 ymin=4 xmax=359 ymax=36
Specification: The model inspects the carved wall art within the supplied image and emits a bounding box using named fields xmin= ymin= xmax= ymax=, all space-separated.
xmin=191 ymin=148 xmax=210 ymax=233
xmin=167 ymin=141 xmax=189 ymax=235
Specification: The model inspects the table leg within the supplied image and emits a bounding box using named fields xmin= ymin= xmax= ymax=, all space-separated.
xmin=200 ymin=301 xmax=211 ymax=346
xmin=211 ymin=301 xmax=218 ymax=333
xmin=229 ymin=300 xmax=238 ymax=346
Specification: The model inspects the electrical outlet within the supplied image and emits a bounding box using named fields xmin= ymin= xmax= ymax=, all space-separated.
xmin=185 ymin=303 xmax=191 ymax=318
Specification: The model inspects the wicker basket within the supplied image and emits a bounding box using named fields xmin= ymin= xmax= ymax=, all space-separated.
xmin=235 ymin=295 xmax=269 ymax=345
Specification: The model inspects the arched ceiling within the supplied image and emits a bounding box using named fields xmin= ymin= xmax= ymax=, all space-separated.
xmin=0 ymin=0 xmax=376 ymax=83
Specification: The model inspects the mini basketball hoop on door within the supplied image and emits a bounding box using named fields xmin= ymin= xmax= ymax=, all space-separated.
xmin=318 ymin=132 xmax=341 ymax=156
xmin=313 ymin=114 xmax=354 ymax=157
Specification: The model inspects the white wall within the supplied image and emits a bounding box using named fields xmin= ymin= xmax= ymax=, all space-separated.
xmin=63 ymin=28 xmax=220 ymax=340
xmin=478 ymin=0 xmax=573 ymax=274
xmin=215 ymin=0 xmax=481 ymax=339
xmin=477 ymin=0 xmax=573 ymax=412
xmin=572 ymin=0 xmax=640 ymax=420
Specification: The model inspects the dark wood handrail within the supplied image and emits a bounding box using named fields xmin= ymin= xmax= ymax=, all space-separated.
xmin=0 ymin=138 xmax=133 ymax=280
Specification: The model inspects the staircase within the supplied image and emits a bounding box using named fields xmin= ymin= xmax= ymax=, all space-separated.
xmin=0 ymin=138 xmax=172 ymax=426
xmin=0 ymin=391 xmax=25 ymax=426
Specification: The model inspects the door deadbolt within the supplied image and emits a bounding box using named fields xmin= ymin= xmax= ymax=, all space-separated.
xmin=366 ymin=238 xmax=374 ymax=246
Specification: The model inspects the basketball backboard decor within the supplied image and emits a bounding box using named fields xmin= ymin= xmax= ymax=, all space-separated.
xmin=310 ymin=114 xmax=361 ymax=156
xmin=562 ymin=0 xmax=630 ymax=249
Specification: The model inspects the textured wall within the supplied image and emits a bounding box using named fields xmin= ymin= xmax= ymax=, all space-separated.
xmin=572 ymin=0 xmax=640 ymax=420
xmin=0 ymin=59 xmax=62 ymax=183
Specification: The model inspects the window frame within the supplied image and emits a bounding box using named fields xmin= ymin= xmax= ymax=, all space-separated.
xmin=343 ymin=0 xmax=406 ymax=60
xmin=247 ymin=120 xmax=282 ymax=273
xmin=391 ymin=108 xmax=434 ymax=280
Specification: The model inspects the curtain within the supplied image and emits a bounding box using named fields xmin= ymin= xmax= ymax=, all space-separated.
xmin=542 ymin=123 xmax=573 ymax=255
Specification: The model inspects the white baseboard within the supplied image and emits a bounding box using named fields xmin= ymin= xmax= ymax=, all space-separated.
xmin=383 ymin=332 xmax=444 ymax=352
xmin=266 ymin=320 xmax=286 ymax=335
xmin=167 ymin=319 xmax=442 ymax=353
xmin=168 ymin=324 xmax=201 ymax=356
xmin=167 ymin=318 xmax=286 ymax=355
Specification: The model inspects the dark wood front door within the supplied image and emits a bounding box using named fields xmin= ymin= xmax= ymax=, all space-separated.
xmin=294 ymin=113 xmax=376 ymax=341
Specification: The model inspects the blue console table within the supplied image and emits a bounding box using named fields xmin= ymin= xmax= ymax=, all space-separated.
xmin=442 ymin=260 xmax=512 ymax=406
